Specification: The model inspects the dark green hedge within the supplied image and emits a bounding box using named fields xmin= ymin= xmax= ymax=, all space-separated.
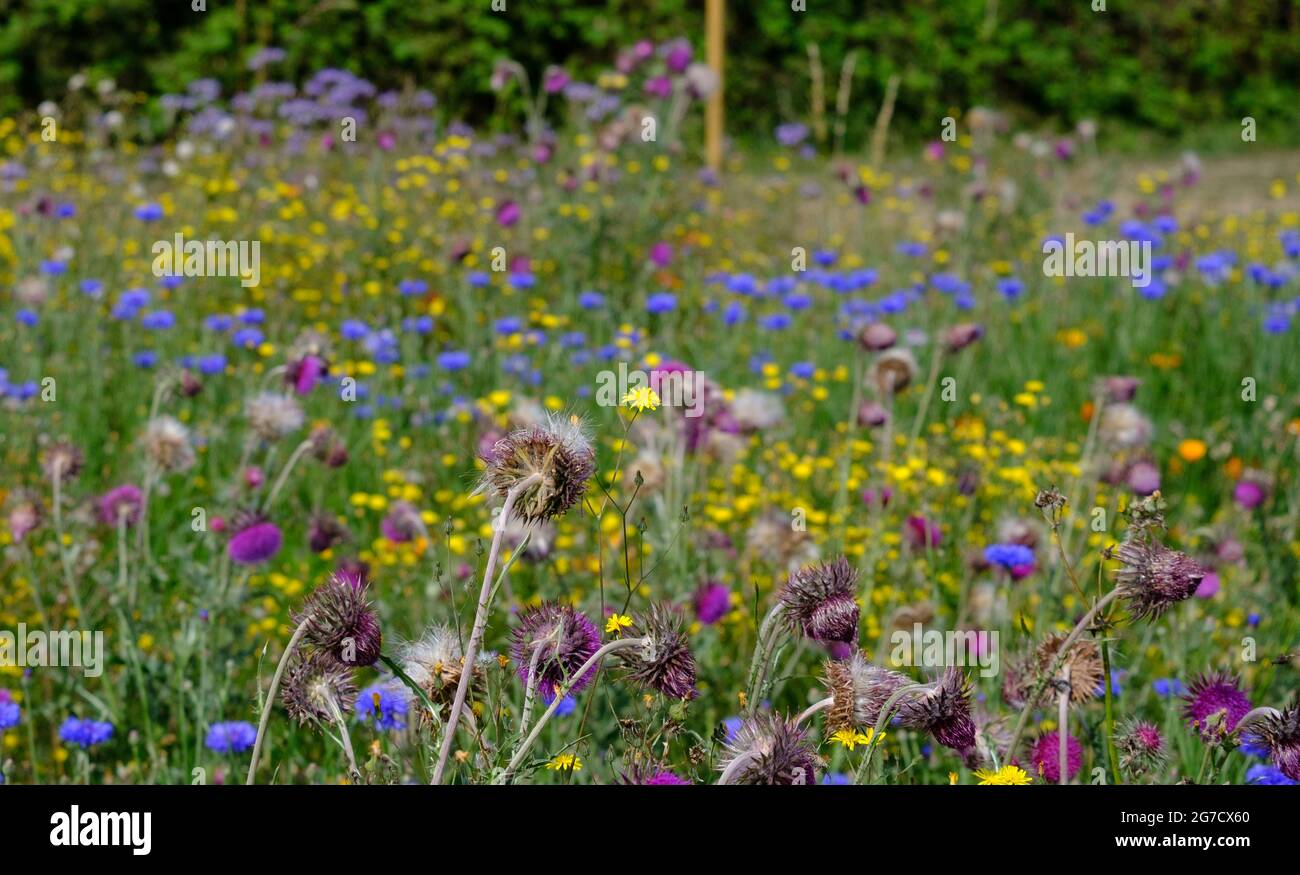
xmin=3 ymin=0 xmax=1298 ymax=139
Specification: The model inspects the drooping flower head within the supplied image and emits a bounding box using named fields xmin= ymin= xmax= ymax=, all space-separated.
xmin=281 ymin=651 xmax=358 ymax=726
xmin=227 ymin=512 xmax=283 ymax=565
xmin=778 ymin=557 xmax=860 ymax=644
xmin=718 ymin=712 xmax=820 ymax=785
xmin=1115 ymin=718 xmax=1167 ymax=778
xmin=1182 ymin=672 xmax=1251 ymax=739
xmin=896 ymin=667 xmax=977 ymax=752
xmin=1028 ymin=731 xmax=1083 ymax=782
xmin=821 ymin=652 xmax=910 ymax=732
xmin=1115 ymin=539 xmax=1205 ymax=621
xmin=295 ymin=573 xmax=383 ymax=667
xmin=6 ymin=491 xmax=43 ymax=542
xmin=871 ymin=348 xmax=918 ymax=395
xmin=380 ymin=501 xmax=424 ymax=543
xmin=480 ymin=414 xmax=595 ymax=525
xmin=307 ymin=512 xmax=348 ymax=553
xmin=1248 ymin=702 xmax=1300 ymax=781
xmin=620 ymin=603 xmax=697 ymax=700
xmin=510 ymin=603 xmax=601 ymax=702
xmin=98 ymin=484 xmax=144 ymax=527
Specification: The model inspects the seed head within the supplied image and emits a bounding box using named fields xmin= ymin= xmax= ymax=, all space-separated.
xmin=821 ymin=652 xmax=911 ymax=732
xmin=718 ymin=712 xmax=819 ymax=785
xmin=620 ymin=603 xmax=697 ymax=700
xmin=281 ymin=651 xmax=357 ymax=726
xmin=480 ymin=414 xmax=595 ymax=525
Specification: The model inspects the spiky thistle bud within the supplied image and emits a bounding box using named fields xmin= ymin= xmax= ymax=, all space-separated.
xmin=42 ymin=440 xmax=84 ymax=483
xmin=281 ymin=651 xmax=357 ymax=726
xmin=1115 ymin=539 xmax=1205 ymax=621
xmin=718 ymin=712 xmax=820 ymax=785
xmin=1115 ymin=718 xmax=1167 ymax=778
xmin=480 ymin=414 xmax=595 ymax=525
xmin=1182 ymin=672 xmax=1251 ymax=740
xmin=620 ymin=603 xmax=697 ymax=700
xmin=821 ymin=651 xmax=910 ymax=732
xmin=295 ymin=574 xmax=383 ymax=667
xmin=510 ymin=603 xmax=601 ymax=702
xmin=778 ymin=557 xmax=860 ymax=644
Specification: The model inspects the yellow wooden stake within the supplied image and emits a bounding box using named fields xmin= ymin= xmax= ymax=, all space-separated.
xmin=706 ymin=0 xmax=725 ymax=172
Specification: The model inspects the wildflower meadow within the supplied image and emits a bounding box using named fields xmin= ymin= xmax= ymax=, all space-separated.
xmin=1 ymin=4 xmax=1299 ymax=828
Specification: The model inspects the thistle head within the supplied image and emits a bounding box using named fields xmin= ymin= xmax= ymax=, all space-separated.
xmin=399 ymin=624 xmax=472 ymax=707
xmin=1115 ymin=718 xmax=1167 ymax=778
xmin=620 ymin=603 xmax=697 ymax=700
xmin=778 ymin=557 xmax=860 ymax=644
xmin=896 ymin=667 xmax=977 ymax=752
xmin=142 ymin=415 xmax=196 ymax=473
xmin=295 ymin=574 xmax=383 ymax=667
xmin=1028 ymin=730 xmax=1083 ymax=782
xmin=821 ymin=652 xmax=911 ymax=732
xmin=1115 ymin=539 xmax=1205 ymax=621
xmin=281 ymin=651 xmax=357 ymax=726
xmin=42 ymin=439 xmax=84 ymax=483
xmin=480 ymin=414 xmax=595 ymax=525
xmin=718 ymin=712 xmax=819 ymax=785
xmin=1182 ymin=672 xmax=1251 ymax=741
xmin=871 ymin=348 xmax=918 ymax=395
xmin=245 ymin=392 xmax=305 ymax=442
xmin=1248 ymin=702 xmax=1300 ymax=782
xmin=510 ymin=603 xmax=601 ymax=702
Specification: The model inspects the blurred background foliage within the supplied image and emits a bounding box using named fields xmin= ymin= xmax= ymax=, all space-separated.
xmin=3 ymin=0 xmax=1299 ymax=142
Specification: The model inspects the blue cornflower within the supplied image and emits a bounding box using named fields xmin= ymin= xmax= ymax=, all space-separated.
xmin=555 ymin=696 xmax=577 ymax=717
xmin=340 ymin=319 xmax=369 ymax=341
xmin=80 ymin=279 xmax=103 ymax=298
xmin=895 ymin=241 xmax=926 ymax=257
xmin=722 ymin=300 xmax=746 ymax=326
xmin=984 ymin=543 xmax=1034 ymax=569
xmin=1138 ymin=278 xmax=1167 ymax=301
xmin=204 ymin=721 xmax=257 ymax=754
xmin=59 ymin=716 xmax=114 ymax=748
xmin=198 ymin=354 xmax=227 ymax=375
xmin=495 ymin=316 xmax=523 ymax=335
xmin=140 ymin=310 xmax=175 ymax=330
xmin=134 ymin=202 xmax=164 ymax=221
xmin=466 ymin=271 xmax=491 ymax=287
xmin=507 ymin=272 xmax=535 ymax=289
xmin=1246 ymin=764 xmax=1297 ymax=785
xmin=239 ymin=308 xmax=265 ymax=325
xmin=205 ymin=314 xmax=234 ymax=332
xmin=41 ymin=259 xmax=67 ymax=275
xmin=16 ymin=309 xmax=38 ymax=327
xmin=231 ymin=328 xmax=264 ymax=348
xmin=821 ymin=772 xmax=852 ymax=785
xmin=578 ymin=290 xmax=605 ymax=309
xmin=133 ymin=351 xmax=158 ymax=369
xmin=399 ymin=279 xmax=428 ymax=297
xmin=997 ymin=278 xmax=1024 ymax=299
xmin=355 ymin=682 xmax=410 ymax=731
xmin=783 ymin=292 xmax=813 ymax=311
xmin=790 ymin=361 xmax=816 ymax=379
xmin=1153 ymin=678 xmax=1185 ymax=697
xmin=0 ymin=691 xmax=19 ymax=729
xmin=758 ymin=312 xmax=791 ymax=330
xmin=56 ymin=202 xmax=77 ymax=218
xmin=120 ymin=288 xmax=151 ymax=309
xmin=437 ymin=350 xmax=471 ymax=371
xmin=1093 ymin=668 xmax=1123 ymax=698
xmin=646 ymin=292 xmax=677 ymax=314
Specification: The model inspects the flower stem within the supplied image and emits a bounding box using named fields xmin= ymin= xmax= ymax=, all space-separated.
xmin=795 ymin=697 xmax=833 ymax=727
xmin=1057 ymin=666 xmax=1070 ymax=785
xmin=495 ymin=636 xmax=649 ymax=784
xmin=431 ymin=472 xmax=541 ymax=785
xmin=246 ymin=616 xmax=311 ymax=785
xmin=745 ymin=604 xmax=784 ymax=713
xmin=856 ymin=682 xmax=928 ymax=783
xmin=1100 ymin=637 xmax=1122 ymax=784
xmin=262 ymin=438 xmax=313 ymax=512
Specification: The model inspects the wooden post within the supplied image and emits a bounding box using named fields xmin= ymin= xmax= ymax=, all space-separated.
xmin=705 ymin=0 xmax=725 ymax=172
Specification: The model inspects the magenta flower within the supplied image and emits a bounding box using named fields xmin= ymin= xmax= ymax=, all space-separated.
xmin=98 ymin=484 xmax=144 ymax=527
xmin=496 ymin=200 xmax=521 ymax=227
xmin=228 ymin=517 xmax=283 ymax=565
xmin=542 ymin=66 xmax=570 ymax=94
xmin=1029 ymin=731 xmax=1083 ymax=782
xmin=644 ymin=76 xmax=673 ymax=99
xmin=905 ymin=515 xmax=942 ymax=550
xmin=648 ymin=241 xmax=673 ymax=267
xmin=1183 ymin=672 xmax=1251 ymax=739
xmin=1233 ymin=480 xmax=1266 ymax=509
xmin=693 ymin=580 xmax=730 ymax=625
xmin=289 ymin=354 xmax=325 ymax=395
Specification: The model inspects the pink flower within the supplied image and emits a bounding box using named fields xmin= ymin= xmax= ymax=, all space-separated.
xmin=496 ymin=200 xmax=521 ymax=227
xmin=904 ymin=515 xmax=942 ymax=550
xmin=1233 ymin=480 xmax=1266 ymax=509
xmin=648 ymin=241 xmax=673 ymax=267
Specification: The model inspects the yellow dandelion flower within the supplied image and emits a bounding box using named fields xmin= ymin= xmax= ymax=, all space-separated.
xmin=622 ymin=386 xmax=660 ymax=412
xmin=974 ymin=765 xmax=1033 ymax=785
xmin=545 ymin=754 xmax=583 ymax=772
xmin=605 ymin=613 xmax=633 ymax=635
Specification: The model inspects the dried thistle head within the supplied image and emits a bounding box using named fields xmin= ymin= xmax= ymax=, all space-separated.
xmin=142 ymin=415 xmax=196 ymax=473
xmin=1098 ymin=403 xmax=1153 ymax=451
xmin=399 ymin=624 xmax=472 ymax=708
xmin=479 ymin=414 xmax=595 ymax=525
xmin=871 ymin=348 xmax=918 ymax=395
xmin=778 ymin=557 xmax=860 ymax=644
xmin=295 ymin=574 xmax=383 ymax=667
xmin=718 ymin=712 xmax=819 ymax=785
xmin=281 ymin=651 xmax=357 ymax=726
xmin=1115 ymin=539 xmax=1204 ymax=621
xmin=821 ymin=652 xmax=910 ymax=732
xmin=621 ymin=603 xmax=696 ymax=700
xmin=42 ymin=439 xmax=84 ymax=483
xmin=246 ymin=392 xmax=305 ymax=442
xmin=1035 ymin=633 xmax=1104 ymax=705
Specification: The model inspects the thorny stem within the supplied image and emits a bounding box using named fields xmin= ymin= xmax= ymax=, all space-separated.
xmin=717 ymin=751 xmax=756 ymax=785
xmin=51 ymin=467 xmax=86 ymax=622
xmin=1057 ymin=666 xmax=1070 ymax=785
xmin=1003 ymin=587 xmax=1122 ymax=761
xmin=431 ymin=472 xmax=542 ymax=785
xmin=246 ymin=616 xmax=312 ymax=785
xmin=496 ymin=636 xmax=650 ymax=783
xmin=325 ymin=694 xmax=360 ymax=781
xmin=857 ymin=682 xmax=930 ymax=783
xmin=745 ymin=604 xmax=785 ymax=713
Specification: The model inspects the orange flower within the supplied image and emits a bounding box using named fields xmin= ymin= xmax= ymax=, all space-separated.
xmin=1178 ymin=439 xmax=1207 ymax=462
xmin=1224 ymin=457 xmax=1243 ymax=480
xmin=1081 ymin=400 xmax=1095 ymax=422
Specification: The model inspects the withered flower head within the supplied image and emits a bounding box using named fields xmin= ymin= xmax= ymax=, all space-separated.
xmin=246 ymin=392 xmax=305 ymax=442
xmin=821 ymin=651 xmax=910 ymax=732
xmin=1098 ymin=403 xmax=1153 ymax=450
xmin=858 ymin=322 xmax=897 ymax=352
xmin=1115 ymin=718 xmax=1167 ymax=778
xmin=1035 ymin=633 xmax=1104 ymax=704
xmin=142 ymin=415 xmax=196 ymax=473
xmin=718 ymin=712 xmax=819 ymax=785
xmin=400 ymin=624 xmax=472 ymax=707
xmin=621 ymin=603 xmax=697 ymax=700
xmin=1115 ymin=539 xmax=1204 ymax=621
xmin=778 ymin=557 xmax=860 ymax=644
xmin=295 ymin=574 xmax=383 ymax=667
xmin=281 ymin=651 xmax=357 ymax=726
xmin=307 ymin=512 xmax=348 ymax=553
xmin=896 ymin=667 xmax=976 ymax=752
xmin=42 ymin=440 xmax=84 ymax=483
xmin=943 ymin=323 xmax=984 ymax=353
xmin=309 ymin=424 xmax=349 ymax=467
xmin=480 ymin=414 xmax=595 ymax=525
xmin=871 ymin=348 xmax=918 ymax=395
